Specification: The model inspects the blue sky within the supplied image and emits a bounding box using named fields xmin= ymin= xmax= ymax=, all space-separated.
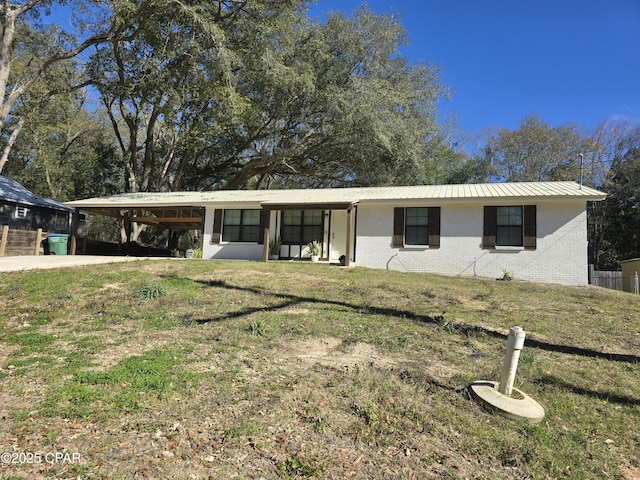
xmin=310 ymin=0 xmax=640 ymax=136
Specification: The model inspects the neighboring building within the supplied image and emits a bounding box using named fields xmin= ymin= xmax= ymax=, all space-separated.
xmin=621 ymin=258 xmax=640 ymax=294
xmin=66 ymin=181 xmax=606 ymax=286
xmin=0 ymin=175 xmax=72 ymax=232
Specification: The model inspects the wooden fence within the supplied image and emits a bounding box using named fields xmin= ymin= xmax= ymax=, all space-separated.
xmin=0 ymin=226 xmax=46 ymax=256
xmin=589 ymin=265 xmax=623 ymax=291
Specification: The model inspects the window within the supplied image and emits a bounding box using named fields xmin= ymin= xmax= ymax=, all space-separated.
xmin=222 ymin=209 xmax=260 ymax=242
xmin=15 ymin=206 xmax=28 ymax=219
xmin=496 ymin=206 xmax=523 ymax=246
xmin=393 ymin=207 xmax=440 ymax=248
xmin=54 ymin=212 xmax=68 ymax=231
xmin=405 ymin=207 xmax=429 ymax=245
xmin=483 ymin=205 xmax=536 ymax=249
xmin=281 ymin=210 xmax=323 ymax=245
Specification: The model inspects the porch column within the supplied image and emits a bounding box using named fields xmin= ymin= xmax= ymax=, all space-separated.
xmin=262 ymin=226 xmax=270 ymax=262
xmin=344 ymin=207 xmax=353 ymax=267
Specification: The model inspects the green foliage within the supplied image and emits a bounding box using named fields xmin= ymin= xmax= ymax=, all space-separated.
xmin=307 ymin=240 xmax=321 ymax=256
xmin=247 ymin=319 xmax=268 ymax=336
xmin=353 ymin=402 xmax=379 ymax=426
xmin=269 ymin=237 xmax=282 ymax=255
xmin=2 ymin=331 xmax=57 ymax=355
xmin=134 ymin=281 xmax=167 ymax=299
xmin=41 ymin=348 xmax=199 ymax=418
xmin=599 ymin=147 xmax=640 ymax=264
xmin=483 ymin=114 xmax=587 ymax=182
xmin=85 ymin=1 xmax=450 ymax=193
xmin=278 ymin=455 xmax=325 ymax=478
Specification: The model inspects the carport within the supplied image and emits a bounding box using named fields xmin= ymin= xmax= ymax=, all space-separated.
xmin=66 ymin=193 xmax=205 ymax=255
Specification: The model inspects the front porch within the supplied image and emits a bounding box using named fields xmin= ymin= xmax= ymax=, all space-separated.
xmin=258 ymin=203 xmax=357 ymax=266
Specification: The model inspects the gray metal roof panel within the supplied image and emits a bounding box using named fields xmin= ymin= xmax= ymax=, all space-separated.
xmin=0 ymin=175 xmax=72 ymax=211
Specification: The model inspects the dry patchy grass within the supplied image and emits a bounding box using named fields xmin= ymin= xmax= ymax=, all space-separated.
xmin=0 ymin=259 xmax=639 ymax=480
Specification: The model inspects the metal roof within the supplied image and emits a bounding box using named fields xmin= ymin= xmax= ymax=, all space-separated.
xmin=0 ymin=175 xmax=72 ymax=212
xmin=66 ymin=181 xmax=606 ymax=209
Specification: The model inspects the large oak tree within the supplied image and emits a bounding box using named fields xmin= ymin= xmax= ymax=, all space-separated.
xmin=88 ymin=2 xmax=449 ymax=194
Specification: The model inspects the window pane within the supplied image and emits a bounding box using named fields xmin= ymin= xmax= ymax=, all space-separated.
xmin=224 ymin=209 xmax=241 ymax=225
xmin=303 ymin=210 xmax=323 ymax=225
xmin=282 ymin=225 xmax=300 ymax=243
xmin=405 ymin=226 xmax=429 ymax=245
xmin=242 ymin=210 xmax=259 ymax=225
xmin=406 ymin=207 xmax=429 ymax=226
xmin=497 ymin=226 xmax=523 ymax=246
xmin=403 ymin=207 xmax=429 ymax=245
xmin=497 ymin=206 xmax=522 ymax=226
xmin=244 ymin=226 xmax=259 ymax=242
xmin=224 ymin=225 xmax=241 ymax=242
xmin=283 ymin=210 xmax=301 ymax=224
xmin=302 ymin=226 xmax=323 ymax=244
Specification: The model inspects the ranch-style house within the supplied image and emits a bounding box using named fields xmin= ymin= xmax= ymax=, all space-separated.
xmin=66 ymin=181 xmax=606 ymax=286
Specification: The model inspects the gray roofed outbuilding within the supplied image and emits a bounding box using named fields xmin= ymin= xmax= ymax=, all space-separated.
xmin=0 ymin=176 xmax=72 ymax=212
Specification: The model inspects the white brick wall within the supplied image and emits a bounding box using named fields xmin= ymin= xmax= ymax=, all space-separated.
xmin=355 ymin=201 xmax=590 ymax=286
xmin=202 ymin=206 xmax=265 ymax=260
xmin=201 ymin=201 xmax=591 ymax=286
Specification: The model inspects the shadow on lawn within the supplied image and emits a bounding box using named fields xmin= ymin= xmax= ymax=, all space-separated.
xmin=181 ymin=278 xmax=640 ymax=366
xmin=534 ymin=375 xmax=640 ymax=406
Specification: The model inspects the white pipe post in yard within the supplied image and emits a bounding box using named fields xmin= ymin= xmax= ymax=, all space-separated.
xmin=634 ymin=271 xmax=639 ymax=295
xmin=499 ymin=326 xmax=526 ymax=396
xmin=470 ymin=325 xmax=544 ymax=423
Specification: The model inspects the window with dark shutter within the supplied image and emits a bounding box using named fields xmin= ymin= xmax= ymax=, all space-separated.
xmin=483 ymin=205 xmax=536 ymax=249
xmin=222 ymin=209 xmax=260 ymax=242
xmin=392 ymin=207 xmax=440 ymax=248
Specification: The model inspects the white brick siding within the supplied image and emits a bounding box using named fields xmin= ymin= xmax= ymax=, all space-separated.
xmin=355 ymin=201 xmax=590 ymax=286
xmin=202 ymin=206 xmax=264 ymax=260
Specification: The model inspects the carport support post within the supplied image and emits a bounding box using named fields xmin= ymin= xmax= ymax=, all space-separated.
xmin=124 ymin=210 xmax=133 ymax=255
xmin=70 ymin=208 xmax=80 ymax=255
xmin=34 ymin=228 xmax=43 ymax=255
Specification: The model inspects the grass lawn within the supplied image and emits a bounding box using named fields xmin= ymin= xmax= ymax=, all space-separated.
xmin=0 ymin=259 xmax=639 ymax=479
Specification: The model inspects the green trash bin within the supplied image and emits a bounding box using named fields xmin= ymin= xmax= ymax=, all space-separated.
xmin=46 ymin=234 xmax=69 ymax=255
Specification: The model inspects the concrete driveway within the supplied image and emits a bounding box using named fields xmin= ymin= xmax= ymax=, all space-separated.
xmin=0 ymin=255 xmax=154 ymax=273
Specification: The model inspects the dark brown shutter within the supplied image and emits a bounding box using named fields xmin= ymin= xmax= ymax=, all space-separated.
xmin=258 ymin=209 xmax=270 ymax=245
xmin=483 ymin=206 xmax=497 ymax=249
xmin=523 ymin=205 xmax=537 ymax=249
xmin=212 ymin=209 xmax=223 ymax=244
xmin=392 ymin=207 xmax=404 ymax=247
xmin=428 ymin=207 xmax=441 ymax=248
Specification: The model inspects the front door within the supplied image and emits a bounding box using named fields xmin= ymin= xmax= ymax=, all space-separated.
xmin=330 ymin=210 xmax=347 ymax=262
